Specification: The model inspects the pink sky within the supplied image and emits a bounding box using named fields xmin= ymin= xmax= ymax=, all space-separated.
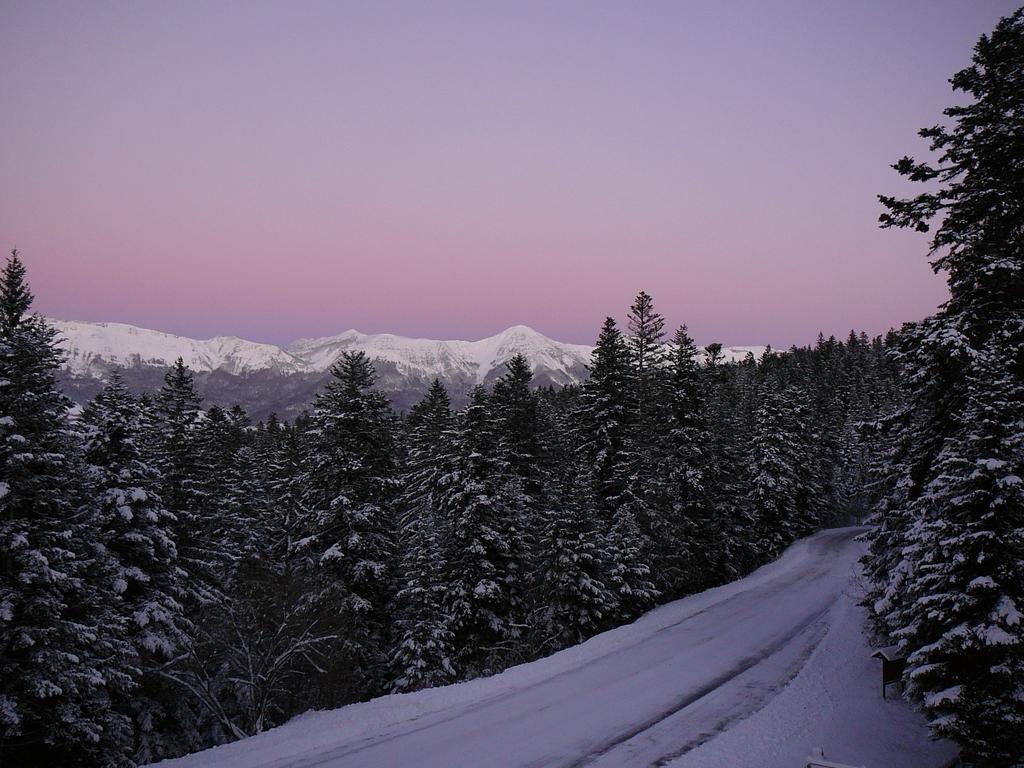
xmin=1 ymin=1 xmax=1015 ymax=346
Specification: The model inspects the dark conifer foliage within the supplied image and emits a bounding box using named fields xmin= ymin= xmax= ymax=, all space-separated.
xmin=863 ymin=9 xmax=1024 ymax=764
xmin=533 ymin=396 xmax=614 ymax=650
xmin=301 ymin=351 xmax=399 ymax=702
xmin=436 ymin=385 xmax=530 ymax=676
xmin=578 ymin=318 xmax=632 ymax=510
xmin=391 ymin=379 xmax=458 ymax=692
xmin=0 ymin=251 xmax=134 ymax=766
xmin=490 ymin=353 xmax=543 ymax=496
xmin=150 ymin=358 xmax=216 ymax=606
xmin=657 ymin=325 xmax=712 ymax=596
xmin=625 ymin=291 xmax=669 ymax=439
xmin=80 ymin=372 xmax=186 ymax=762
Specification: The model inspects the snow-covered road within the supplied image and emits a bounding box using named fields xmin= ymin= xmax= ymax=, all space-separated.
xmin=157 ymin=528 xmax=953 ymax=768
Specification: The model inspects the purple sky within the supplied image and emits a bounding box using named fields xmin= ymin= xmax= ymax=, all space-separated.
xmin=1 ymin=1 xmax=1016 ymax=346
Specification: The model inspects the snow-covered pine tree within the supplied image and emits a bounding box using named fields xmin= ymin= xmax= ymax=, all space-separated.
xmin=830 ymin=413 xmax=872 ymax=522
xmin=80 ymin=372 xmax=187 ymax=763
xmin=622 ymin=292 xmax=670 ymax=558
xmin=850 ymin=335 xmax=903 ymax=525
xmin=209 ymin=416 xmax=333 ymax=737
xmin=534 ymin=400 xmax=615 ymax=649
xmin=625 ymin=291 xmax=668 ymax=437
xmin=829 ymin=332 xmax=896 ymax=525
xmin=603 ymin=501 xmax=659 ymax=622
xmin=658 ymin=325 xmax=713 ymax=596
xmin=109 ymin=365 xmax=217 ymax=755
xmin=192 ymin=404 xmax=251 ymax=563
xmin=865 ymin=10 xmax=1024 ymax=762
xmin=788 ymin=389 xmax=826 ymax=539
xmin=489 ymin=354 xmax=542 ymax=605
xmin=391 ymin=380 xmax=458 ymax=692
xmin=577 ymin=315 xmax=657 ymax=620
xmin=437 ymin=385 xmax=528 ymax=677
xmin=302 ymin=351 xmax=398 ymax=701
xmin=143 ymin=391 xmax=258 ymax=749
xmin=162 ymin=402 xmax=327 ymax=744
xmin=248 ymin=414 xmax=311 ymax=571
xmin=745 ymin=376 xmax=801 ymax=557
xmin=862 ymin=329 xmax=932 ymax=646
xmin=889 ymin=344 xmax=1023 ymax=764
xmin=149 ymin=359 xmax=218 ymax=606
xmin=252 ymin=413 xmax=309 ymax=566
xmin=701 ymin=346 xmax=754 ymax=578
xmin=811 ymin=331 xmax=887 ymax=527
xmin=0 ymin=250 xmax=134 ymax=766
xmin=578 ymin=318 xmax=632 ymax=510
xmin=490 ymin=353 xmax=544 ymax=505
xmin=805 ymin=334 xmax=846 ymax=522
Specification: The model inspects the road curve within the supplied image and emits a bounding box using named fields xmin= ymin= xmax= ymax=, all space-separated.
xmin=164 ymin=528 xmax=865 ymax=768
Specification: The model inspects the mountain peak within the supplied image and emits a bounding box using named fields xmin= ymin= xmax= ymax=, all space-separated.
xmin=494 ymin=324 xmax=541 ymax=338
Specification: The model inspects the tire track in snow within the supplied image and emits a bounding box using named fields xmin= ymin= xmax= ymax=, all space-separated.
xmin=561 ymin=602 xmax=835 ymax=768
xmin=162 ymin=529 xmax=863 ymax=768
xmin=270 ymin=546 xmax=844 ymax=768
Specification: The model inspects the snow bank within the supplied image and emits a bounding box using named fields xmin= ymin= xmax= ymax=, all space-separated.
xmin=673 ymin=570 xmax=958 ymax=768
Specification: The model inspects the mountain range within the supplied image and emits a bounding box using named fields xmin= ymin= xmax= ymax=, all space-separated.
xmin=49 ymin=319 xmax=766 ymax=420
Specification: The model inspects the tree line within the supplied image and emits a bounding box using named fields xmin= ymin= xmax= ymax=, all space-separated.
xmin=0 ymin=254 xmax=894 ymax=765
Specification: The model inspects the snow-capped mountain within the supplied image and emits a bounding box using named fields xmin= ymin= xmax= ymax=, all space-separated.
xmin=49 ymin=320 xmax=310 ymax=377
xmin=52 ymin=318 xmax=765 ymax=380
xmin=287 ymin=325 xmax=594 ymax=387
xmin=50 ymin=318 xmax=767 ymax=419
xmin=49 ymin=320 xmax=596 ymax=385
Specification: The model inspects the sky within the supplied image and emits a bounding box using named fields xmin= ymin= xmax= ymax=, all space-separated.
xmin=0 ymin=1 xmax=1018 ymax=347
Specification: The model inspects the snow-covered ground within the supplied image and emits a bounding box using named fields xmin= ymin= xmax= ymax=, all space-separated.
xmin=153 ymin=528 xmax=955 ymax=768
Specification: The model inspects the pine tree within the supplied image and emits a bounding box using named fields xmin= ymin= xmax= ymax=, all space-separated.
xmin=577 ymin=316 xmax=657 ymax=620
xmin=391 ymin=381 xmax=457 ymax=692
xmin=622 ymin=292 xmax=670 ymax=555
xmin=161 ymin=401 xmax=328 ymax=744
xmin=603 ymin=503 xmax=659 ymax=622
xmin=489 ymin=355 xmax=541 ymax=617
xmin=192 ymin=404 xmax=251 ymax=561
xmin=788 ymin=389 xmax=826 ymax=539
xmin=534 ymin=407 xmax=614 ymax=648
xmin=625 ymin=291 xmax=668 ymax=431
xmin=745 ymin=378 xmax=801 ymax=557
xmin=578 ymin=318 xmax=632 ymax=512
xmin=80 ymin=372 xmax=186 ymax=763
xmin=302 ymin=351 xmax=398 ymax=700
xmin=863 ymin=330 xmax=929 ymax=631
xmin=865 ymin=10 xmax=1024 ymax=762
xmin=658 ymin=325 xmax=713 ymax=595
xmin=702 ymin=347 xmax=754 ymax=578
xmin=889 ymin=345 xmax=1023 ymax=764
xmin=490 ymin=354 xmax=543 ymax=501
xmin=149 ymin=359 xmax=216 ymax=606
xmin=831 ymin=415 xmax=872 ymax=522
xmin=437 ymin=386 xmax=527 ymax=677
xmin=209 ymin=417 xmax=332 ymax=737
xmin=536 ymin=470 xmax=614 ymax=648
xmin=0 ymin=250 xmax=134 ymax=766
